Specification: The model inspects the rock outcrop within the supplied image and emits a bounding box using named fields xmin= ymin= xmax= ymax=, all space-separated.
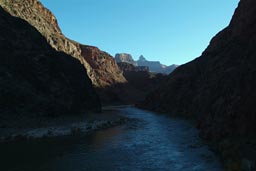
xmin=117 ymin=62 xmax=136 ymax=72
xmin=137 ymin=55 xmax=166 ymax=73
xmin=115 ymin=53 xmax=178 ymax=74
xmin=162 ymin=64 xmax=179 ymax=74
xmin=141 ymin=0 xmax=256 ymax=168
xmin=115 ymin=53 xmax=137 ymax=66
xmin=117 ymin=62 xmax=149 ymax=72
xmin=137 ymin=55 xmax=178 ymax=74
xmin=0 ymin=0 xmax=126 ymax=88
xmin=80 ymin=45 xmax=126 ymax=87
xmin=0 ymin=6 xmax=101 ymax=120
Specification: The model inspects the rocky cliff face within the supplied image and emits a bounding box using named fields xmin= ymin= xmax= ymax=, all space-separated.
xmin=137 ymin=55 xmax=163 ymax=72
xmin=141 ymin=0 xmax=256 ymax=168
xmin=142 ymin=0 xmax=256 ymax=168
xmin=162 ymin=64 xmax=179 ymax=74
xmin=137 ymin=55 xmax=178 ymax=74
xmin=117 ymin=62 xmax=136 ymax=72
xmin=115 ymin=53 xmax=138 ymax=66
xmin=0 ymin=7 xmax=101 ymax=119
xmin=80 ymin=45 xmax=126 ymax=87
xmin=0 ymin=0 xmax=81 ymax=60
xmin=115 ymin=53 xmax=178 ymax=74
xmin=0 ymin=0 xmax=126 ymax=87
xmin=117 ymin=62 xmax=149 ymax=72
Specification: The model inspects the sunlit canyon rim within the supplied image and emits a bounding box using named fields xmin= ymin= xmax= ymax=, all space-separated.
xmin=0 ymin=0 xmax=256 ymax=171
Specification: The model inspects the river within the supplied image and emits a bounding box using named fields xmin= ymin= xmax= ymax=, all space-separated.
xmin=0 ymin=106 xmax=223 ymax=171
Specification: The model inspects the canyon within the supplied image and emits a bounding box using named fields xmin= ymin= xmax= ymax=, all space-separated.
xmin=141 ymin=0 xmax=256 ymax=169
xmin=0 ymin=0 xmax=255 ymax=170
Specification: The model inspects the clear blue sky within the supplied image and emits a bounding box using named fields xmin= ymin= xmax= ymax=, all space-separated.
xmin=40 ymin=0 xmax=239 ymax=65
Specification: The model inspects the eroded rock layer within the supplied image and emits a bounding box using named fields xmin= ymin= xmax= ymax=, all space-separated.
xmin=0 ymin=0 xmax=126 ymax=87
xmin=0 ymin=7 xmax=101 ymax=118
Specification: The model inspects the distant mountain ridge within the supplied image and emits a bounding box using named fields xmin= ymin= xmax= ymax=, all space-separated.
xmin=137 ymin=55 xmax=178 ymax=74
xmin=115 ymin=53 xmax=138 ymax=66
xmin=115 ymin=53 xmax=178 ymax=74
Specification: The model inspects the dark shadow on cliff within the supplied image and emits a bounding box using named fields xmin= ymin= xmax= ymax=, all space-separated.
xmin=0 ymin=6 xmax=101 ymax=124
xmin=139 ymin=0 xmax=256 ymax=169
xmin=96 ymin=71 xmax=168 ymax=105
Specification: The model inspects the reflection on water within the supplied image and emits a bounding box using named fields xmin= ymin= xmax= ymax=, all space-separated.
xmin=87 ymin=126 xmax=122 ymax=149
xmin=0 ymin=106 xmax=223 ymax=171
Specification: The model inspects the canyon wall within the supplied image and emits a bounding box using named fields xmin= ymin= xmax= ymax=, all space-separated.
xmin=0 ymin=7 xmax=101 ymax=120
xmin=142 ymin=0 xmax=256 ymax=143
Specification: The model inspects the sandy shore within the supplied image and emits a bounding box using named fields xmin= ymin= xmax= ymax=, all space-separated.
xmin=0 ymin=106 xmax=129 ymax=143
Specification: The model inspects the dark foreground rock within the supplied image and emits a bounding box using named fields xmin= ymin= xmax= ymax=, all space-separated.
xmin=0 ymin=7 xmax=101 ymax=121
xmin=0 ymin=0 xmax=127 ymax=88
xmin=141 ymin=0 xmax=256 ymax=170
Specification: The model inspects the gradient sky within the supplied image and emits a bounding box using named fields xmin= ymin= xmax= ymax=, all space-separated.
xmin=40 ymin=0 xmax=239 ymax=65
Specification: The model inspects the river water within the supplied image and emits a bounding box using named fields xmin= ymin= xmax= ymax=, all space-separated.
xmin=0 ymin=106 xmax=223 ymax=171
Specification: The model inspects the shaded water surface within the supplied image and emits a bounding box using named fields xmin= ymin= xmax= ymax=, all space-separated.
xmin=0 ymin=106 xmax=223 ymax=171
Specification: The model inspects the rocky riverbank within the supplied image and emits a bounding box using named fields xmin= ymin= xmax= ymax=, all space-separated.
xmin=0 ymin=107 xmax=129 ymax=143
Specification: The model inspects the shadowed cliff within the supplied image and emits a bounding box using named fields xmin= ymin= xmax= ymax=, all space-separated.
xmin=142 ymin=0 xmax=256 ymax=139
xmin=0 ymin=7 xmax=101 ymax=120
xmin=0 ymin=0 xmax=127 ymax=88
xmin=141 ymin=0 xmax=256 ymax=168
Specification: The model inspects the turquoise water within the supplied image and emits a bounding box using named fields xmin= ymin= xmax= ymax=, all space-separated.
xmin=0 ymin=106 xmax=223 ymax=171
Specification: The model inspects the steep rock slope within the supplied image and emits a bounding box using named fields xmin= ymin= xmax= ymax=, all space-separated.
xmin=115 ymin=53 xmax=138 ymax=66
xmin=142 ymin=0 xmax=256 ymax=143
xmin=117 ymin=62 xmax=136 ymax=71
xmin=137 ymin=55 xmax=167 ymax=73
xmin=0 ymin=7 xmax=101 ymax=119
xmin=0 ymin=0 xmax=126 ymax=87
xmin=80 ymin=45 xmax=125 ymax=87
xmin=137 ymin=55 xmax=178 ymax=74
xmin=162 ymin=64 xmax=179 ymax=74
